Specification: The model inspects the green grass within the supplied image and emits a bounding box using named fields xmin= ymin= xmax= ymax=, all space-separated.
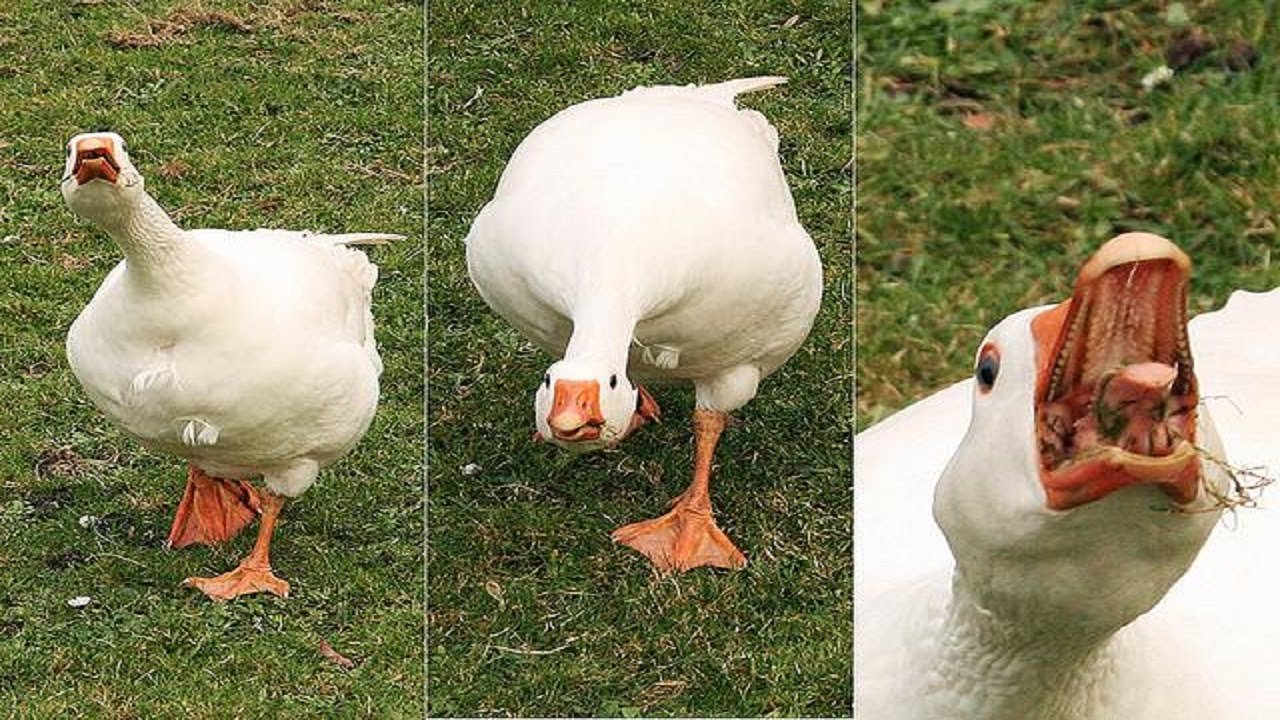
xmin=858 ymin=0 xmax=1280 ymax=429
xmin=427 ymin=1 xmax=850 ymax=716
xmin=0 ymin=2 xmax=422 ymax=717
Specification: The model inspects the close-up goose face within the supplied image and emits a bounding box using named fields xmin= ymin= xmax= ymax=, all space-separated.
xmin=60 ymin=131 xmax=144 ymax=221
xmin=952 ymin=233 xmax=1204 ymax=520
xmin=935 ymin=233 xmax=1222 ymax=625
xmin=534 ymin=359 xmax=639 ymax=453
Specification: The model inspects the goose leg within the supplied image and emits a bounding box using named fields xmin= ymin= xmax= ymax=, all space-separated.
xmin=612 ymin=408 xmax=746 ymax=572
xmin=167 ymin=464 xmax=261 ymax=548
xmin=183 ymin=490 xmax=290 ymax=601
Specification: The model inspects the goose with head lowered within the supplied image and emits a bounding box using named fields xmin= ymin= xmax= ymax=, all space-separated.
xmin=856 ymin=232 xmax=1280 ymax=718
xmin=466 ymin=77 xmax=823 ymax=572
xmin=62 ymin=132 xmax=401 ymax=601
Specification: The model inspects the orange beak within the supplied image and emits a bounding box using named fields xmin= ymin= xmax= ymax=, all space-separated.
xmin=547 ymin=379 xmax=605 ymax=442
xmin=1032 ymin=233 xmax=1199 ymax=510
xmin=73 ymin=137 xmax=120 ymax=185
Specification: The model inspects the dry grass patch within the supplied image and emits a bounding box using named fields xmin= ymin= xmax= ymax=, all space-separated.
xmin=106 ymin=6 xmax=253 ymax=48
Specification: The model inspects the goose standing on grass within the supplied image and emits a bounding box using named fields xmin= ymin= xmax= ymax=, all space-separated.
xmin=61 ymin=131 xmax=400 ymax=601
xmin=466 ymin=77 xmax=822 ymax=572
xmin=855 ymin=233 xmax=1280 ymax=718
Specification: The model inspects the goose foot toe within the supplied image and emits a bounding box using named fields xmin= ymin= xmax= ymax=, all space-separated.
xmin=183 ymin=561 xmax=290 ymax=602
xmin=612 ymin=505 xmax=746 ymax=572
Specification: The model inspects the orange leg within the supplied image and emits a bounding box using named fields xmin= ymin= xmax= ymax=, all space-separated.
xmin=167 ymin=464 xmax=260 ymax=548
xmin=611 ymin=408 xmax=746 ymax=572
xmin=183 ymin=490 xmax=290 ymax=601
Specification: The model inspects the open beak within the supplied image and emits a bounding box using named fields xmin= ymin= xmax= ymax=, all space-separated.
xmin=547 ymin=379 xmax=605 ymax=442
xmin=73 ymin=137 xmax=121 ymax=185
xmin=1032 ymin=232 xmax=1199 ymax=510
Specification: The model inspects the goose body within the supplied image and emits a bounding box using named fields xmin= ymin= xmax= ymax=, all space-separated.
xmin=68 ymin=227 xmax=383 ymax=490
xmin=61 ymin=132 xmax=397 ymax=600
xmin=467 ymin=76 xmax=821 ymax=402
xmin=856 ymin=237 xmax=1280 ymax=718
xmin=466 ymin=78 xmax=822 ymax=571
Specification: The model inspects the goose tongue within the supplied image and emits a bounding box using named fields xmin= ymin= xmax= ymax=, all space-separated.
xmin=1034 ymin=233 xmax=1200 ymax=510
xmin=1094 ymin=362 xmax=1178 ymax=454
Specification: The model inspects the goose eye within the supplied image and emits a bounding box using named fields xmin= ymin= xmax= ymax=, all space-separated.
xmin=543 ymin=374 xmax=550 ymax=389
xmin=65 ymin=145 xmax=71 ymax=158
xmin=609 ymin=374 xmax=617 ymax=389
xmin=976 ymin=344 xmax=1000 ymax=393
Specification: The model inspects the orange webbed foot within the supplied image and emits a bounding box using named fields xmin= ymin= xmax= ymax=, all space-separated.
xmin=612 ymin=503 xmax=746 ymax=572
xmin=615 ymin=408 xmax=743 ymax=572
xmin=183 ymin=561 xmax=290 ymax=601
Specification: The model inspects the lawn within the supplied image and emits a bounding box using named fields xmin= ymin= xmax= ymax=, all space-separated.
xmin=0 ymin=2 xmax=422 ymax=717
xmin=427 ymin=1 xmax=851 ymax=716
xmin=858 ymin=0 xmax=1280 ymax=429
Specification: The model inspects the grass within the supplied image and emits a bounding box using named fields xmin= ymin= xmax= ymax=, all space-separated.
xmin=0 ymin=2 xmax=422 ymax=717
xmin=858 ymin=0 xmax=1280 ymax=429
xmin=427 ymin=1 xmax=851 ymax=716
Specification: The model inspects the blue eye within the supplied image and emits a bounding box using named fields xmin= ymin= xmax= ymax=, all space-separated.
xmin=976 ymin=346 xmax=1000 ymax=392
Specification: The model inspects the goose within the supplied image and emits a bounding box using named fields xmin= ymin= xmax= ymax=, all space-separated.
xmin=855 ymin=232 xmax=1280 ymax=718
xmin=465 ymin=77 xmax=823 ymax=572
xmin=61 ymin=131 xmax=400 ymax=601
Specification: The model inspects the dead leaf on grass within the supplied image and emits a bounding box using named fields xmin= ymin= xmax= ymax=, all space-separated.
xmin=155 ymin=160 xmax=190 ymax=179
xmin=318 ymin=638 xmax=356 ymax=670
xmin=962 ymin=112 xmax=996 ymax=131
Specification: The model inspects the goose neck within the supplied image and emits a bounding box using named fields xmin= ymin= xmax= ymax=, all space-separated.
xmin=104 ymin=192 xmax=203 ymax=287
xmin=926 ymin=580 xmax=1113 ymax=719
xmin=563 ymin=291 xmax=640 ymax=369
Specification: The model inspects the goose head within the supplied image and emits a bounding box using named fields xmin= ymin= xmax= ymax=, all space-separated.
xmin=60 ymin=131 xmax=146 ymax=226
xmin=934 ymin=232 xmax=1228 ymax=634
xmin=534 ymin=359 xmax=638 ymax=453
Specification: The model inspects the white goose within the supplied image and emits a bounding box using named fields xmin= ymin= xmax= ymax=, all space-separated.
xmin=61 ymin=132 xmax=399 ymax=601
xmin=855 ymin=232 xmax=1280 ymax=718
xmin=466 ymin=77 xmax=823 ymax=572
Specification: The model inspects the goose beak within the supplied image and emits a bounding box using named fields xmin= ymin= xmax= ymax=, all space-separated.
xmin=547 ymin=379 xmax=605 ymax=442
xmin=73 ymin=137 xmax=121 ymax=185
xmin=1033 ymin=232 xmax=1199 ymax=510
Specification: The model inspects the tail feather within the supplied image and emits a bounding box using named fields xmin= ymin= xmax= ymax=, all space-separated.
xmin=245 ymin=228 xmax=404 ymax=246
xmin=695 ymin=76 xmax=786 ymax=150
xmin=620 ymin=76 xmax=789 ymax=107
xmin=701 ymin=76 xmax=788 ymax=101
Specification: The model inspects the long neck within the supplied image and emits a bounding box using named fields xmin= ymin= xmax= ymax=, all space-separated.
xmin=563 ymin=280 xmax=640 ymax=369
xmin=100 ymin=192 xmax=201 ymax=289
xmin=925 ymin=579 xmax=1115 ymax=719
